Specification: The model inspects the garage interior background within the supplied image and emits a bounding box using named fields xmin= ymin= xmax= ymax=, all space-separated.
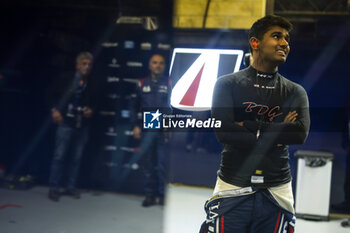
xmin=0 ymin=0 xmax=349 ymax=213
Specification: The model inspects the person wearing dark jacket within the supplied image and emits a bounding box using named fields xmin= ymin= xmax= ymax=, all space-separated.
xmin=48 ymin=52 xmax=95 ymax=202
xmin=333 ymin=93 xmax=350 ymax=214
xmin=130 ymin=54 xmax=171 ymax=207
xmin=199 ymin=15 xmax=310 ymax=233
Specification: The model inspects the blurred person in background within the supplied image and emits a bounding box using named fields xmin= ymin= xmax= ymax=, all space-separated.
xmin=130 ymin=54 xmax=171 ymax=207
xmin=48 ymin=52 xmax=95 ymax=202
xmin=333 ymin=93 xmax=350 ymax=213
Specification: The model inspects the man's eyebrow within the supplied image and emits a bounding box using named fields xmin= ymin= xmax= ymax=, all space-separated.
xmin=271 ymin=31 xmax=283 ymax=35
xmin=271 ymin=31 xmax=290 ymax=40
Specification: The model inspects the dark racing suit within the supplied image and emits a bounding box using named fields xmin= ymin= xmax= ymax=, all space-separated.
xmin=131 ymin=75 xmax=171 ymax=197
xmin=200 ymin=66 xmax=310 ymax=233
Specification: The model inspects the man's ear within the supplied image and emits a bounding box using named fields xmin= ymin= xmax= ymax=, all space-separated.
xmin=249 ymin=37 xmax=259 ymax=50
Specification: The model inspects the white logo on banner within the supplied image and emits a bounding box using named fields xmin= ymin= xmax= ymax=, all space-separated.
xmin=170 ymin=48 xmax=243 ymax=111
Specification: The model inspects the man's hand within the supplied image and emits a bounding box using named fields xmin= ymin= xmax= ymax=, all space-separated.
xmin=235 ymin=121 xmax=244 ymax=127
xmin=284 ymin=111 xmax=298 ymax=123
xmin=52 ymin=110 xmax=63 ymax=125
xmin=133 ymin=126 xmax=141 ymax=139
xmin=83 ymin=107 xmax=93 ymax=118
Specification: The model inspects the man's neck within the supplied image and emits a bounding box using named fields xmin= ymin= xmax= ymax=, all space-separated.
xmin=251 ymin=56 xmax=278 ymax=73
xmin=151 ymin=73 xmax=161 ymax=81
xmin=76 ymin=72 xmax=87 ymax=80
xmin=76 ymin=73 xmax=87 ymax=86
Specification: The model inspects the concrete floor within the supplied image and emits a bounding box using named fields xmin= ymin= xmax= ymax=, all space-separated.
xmin=1 ymin=185 xmax=350 ymax=233
xmin=0 ymin=186 xmax=163 ymax=233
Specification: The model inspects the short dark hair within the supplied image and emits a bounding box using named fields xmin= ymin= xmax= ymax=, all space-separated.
xmin=76 ymin=51 xmax=93 ymax=64
xmin=249 ymin=15 xmax=293 ymax=53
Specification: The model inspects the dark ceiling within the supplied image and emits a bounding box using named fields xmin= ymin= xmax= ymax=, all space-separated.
xmin=0 ymin=0 xmax=172 ymax=16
